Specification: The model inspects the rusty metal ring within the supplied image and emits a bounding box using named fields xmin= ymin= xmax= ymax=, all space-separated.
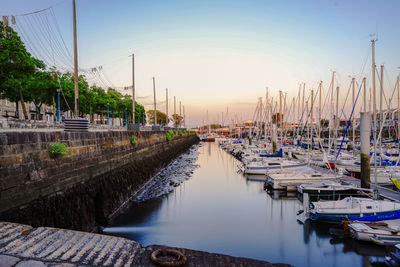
xmin=150 ymin=248 xmax=187 ymax=266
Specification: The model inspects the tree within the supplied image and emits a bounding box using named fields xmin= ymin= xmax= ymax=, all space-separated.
xmin=147 ymin=110 xmax=168 ymax=125
xmin=171 ymin=113 xmax=183 ymax=127
xmin=0 ymin=22 xmax=45 ymax=119
xmin=25 ymin=70 xmax=58 ymax=120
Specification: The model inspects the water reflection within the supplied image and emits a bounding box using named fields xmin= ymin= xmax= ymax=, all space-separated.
xmin=106 ymin=142 xmax=390 ymax=267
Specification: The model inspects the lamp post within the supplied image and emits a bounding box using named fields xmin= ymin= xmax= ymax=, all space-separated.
xmin=107 ymin=102 xmax=110 ymax=125
xmin=125 ymin=110 xmax=127 ymax=126
xmin=57 ymin=88 xmax=61 ymax=122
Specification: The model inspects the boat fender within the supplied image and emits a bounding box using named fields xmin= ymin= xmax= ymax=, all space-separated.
xmin=150 ymin=248 xmax=187 ymax=266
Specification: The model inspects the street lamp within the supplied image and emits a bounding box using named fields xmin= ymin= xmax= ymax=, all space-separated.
xmin=107 ymin=102 xmax=110 ymax=125
xmin=57 ymin=88 xmax=61 ymax=122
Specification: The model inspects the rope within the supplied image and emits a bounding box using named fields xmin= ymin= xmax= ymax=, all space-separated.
xmin=336 ymin=81 xmax=363 ymax=160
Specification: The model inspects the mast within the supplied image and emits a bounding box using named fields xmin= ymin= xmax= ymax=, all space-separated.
xmin=183 ymin=105 xmax=185 ymax=128
xmin=319 ymin=81 xmax=322 ymax=139
xmin=306 ymin=100 xmax=310 ymax=151
xmin=302 ymin=84 xmax=305 ymax=126
xmin=279 ymin=90 xmax=283 ymax=147
xmin=335 ymin=86 xmax=339 ymax=155
xmin=265 ymin=87 xmax=268 ymax=142
xmin=283 ymin=92 xmax=287 ymax=144
xmin=72 ymin=0 xmax=79 ymax=117
xmin=329 ymin=72 xmax=335 ymax=154
xmin=380 ymin=65 xmax=384 ymax=133
xmin=152 ymin=77 xmax=156 ymax=126
xmin=296 ymin=85 xmax=301 ymax=140
xmin=131 ymin=54 xmax=135 ymax=123
xmin=363 ymin=77 xmax=367 ymax=112
xmin=311 ymin=89 xmax=314 ymax=150
xmin=380 ymin=65 xmax=384 ymax=151
xmin=397 ymin=75 xmax=400 ymax=146
xmin=165 ymin=88 xmax=168 ymax=126
xmin=372 ymin=39 xmax=378 ymax=196
xmin=352 ymin=78 xmax=356 ymax=155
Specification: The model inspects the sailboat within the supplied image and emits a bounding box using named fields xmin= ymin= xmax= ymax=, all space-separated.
xmin=308 ymin=196 xmax=400 ymax=222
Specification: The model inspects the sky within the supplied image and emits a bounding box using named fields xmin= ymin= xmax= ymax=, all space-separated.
xmin=2 ymin=0 xmax=400 ymax=127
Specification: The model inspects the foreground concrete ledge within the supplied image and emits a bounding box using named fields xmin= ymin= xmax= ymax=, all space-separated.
xmin=0 ymin=222 xmax=292 ymax=267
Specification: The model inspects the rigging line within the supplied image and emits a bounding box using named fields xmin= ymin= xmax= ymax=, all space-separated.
xmin=356 ymin=45 xmax=371 ymax=82
xmin=19 ymin=14 xmax=55 ymax=65
xmin=40 ymin=11 xmax=73 ymax=68
xmin=336 ymin=81 xmax=364 ymax=160
xmin=39 ymin=11 xmax=73 ymax=69
xmin=95 ymin=70 xmax=111 ymax=89
xmin=339 ymin=81 xmax=353 ymax=120
xmin=49 ymin=7 xmax=73 ymax=59
xmin=100 ymin=69 xmax=116 ymax=88
xmin=12 ymin=23 xmax=38 ymax=59
xmin=32 ymin=12 xmax=72 ymax=70
xmin=13 ymin=22 xmax=44 ymax=62
xmin=375 ymin=68 xmax=390 ymax=108
xmin=2 ymin=0 xmax=67 ymax=17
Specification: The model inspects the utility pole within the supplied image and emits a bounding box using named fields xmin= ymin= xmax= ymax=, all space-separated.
xmin=132 ymin=54 xmax=135 ymax=123
xmin=153 ymin=77 xmax=156 ymax=126
xmin=72 ymin=0 xmax=79 ymax=117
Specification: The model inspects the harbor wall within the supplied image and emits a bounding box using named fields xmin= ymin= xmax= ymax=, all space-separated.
xmin=0 ymin=130 xmax=199 ymax=231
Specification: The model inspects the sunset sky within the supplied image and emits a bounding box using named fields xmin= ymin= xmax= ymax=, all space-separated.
xmin=3 ymin=0 xmax=400 ymax=127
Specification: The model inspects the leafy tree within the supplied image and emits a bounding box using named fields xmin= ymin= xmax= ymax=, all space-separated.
xmin=0 ymin=22 xmax=45 ymax=119
xmin=25 ymin=70 xmax=58 ymax=120
xmin=147 ymin=110 xmax=168 ymax=125
xmin=171 ymin=113 xmax=183 ymax=127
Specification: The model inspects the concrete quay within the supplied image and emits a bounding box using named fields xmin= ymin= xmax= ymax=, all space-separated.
xmin=0 ymin=222 xmax=291 ymax=267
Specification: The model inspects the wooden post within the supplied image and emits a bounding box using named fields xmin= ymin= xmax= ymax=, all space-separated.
xmin=360 ymin=112 xmax=371 ymax=188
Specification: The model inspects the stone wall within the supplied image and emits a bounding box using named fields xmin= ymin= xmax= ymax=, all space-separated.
xmin=0 ymin=130 xmax=199 ymax=231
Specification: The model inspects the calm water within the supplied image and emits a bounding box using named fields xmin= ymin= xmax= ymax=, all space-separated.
xmin=107 ymin=142 xmax=389 ymax=267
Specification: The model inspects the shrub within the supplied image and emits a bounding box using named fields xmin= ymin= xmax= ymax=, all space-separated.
xmin=49 ymin=142 xmax=68 ymax=158
xmin=166 ymin=130 xmax=175 ymax=141
xmin=178 ymin=130 xmax=183 ymax=136
xmin=130 ymin=135 xmax=137 ymax=146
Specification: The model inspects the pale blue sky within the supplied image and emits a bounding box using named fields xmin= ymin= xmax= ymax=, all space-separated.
xmin=2 ymin=0 xmax=400 ymax=126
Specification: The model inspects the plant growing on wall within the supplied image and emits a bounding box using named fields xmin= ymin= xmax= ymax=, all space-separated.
xmin=49 ymin=142 xmax=68 ymax=158
xmin=166 ymin=130 xmax=175 ymax=141
xmin=130 ymin=135 xmax=137 ymax=146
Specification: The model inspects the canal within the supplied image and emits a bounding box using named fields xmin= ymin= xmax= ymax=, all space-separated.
xmin=105 ymin=142 xmax=388 ymax=267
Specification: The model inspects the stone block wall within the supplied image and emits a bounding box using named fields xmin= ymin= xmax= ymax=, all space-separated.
xmin=0 ymin=130 xmax=199 ymax=231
